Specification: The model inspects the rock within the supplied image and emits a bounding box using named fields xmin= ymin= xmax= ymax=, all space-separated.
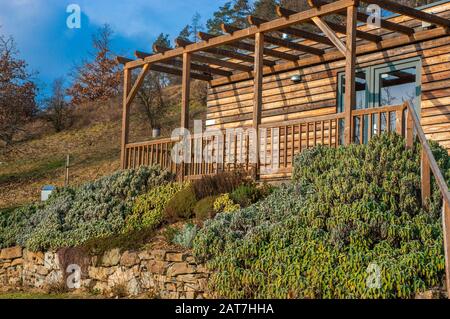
xmin=146 ymin=260 xmax=168 ymax=275
xmin=102 ymin=249 xmax=121 ymax=267
xmin=44 ymin=252 xmax=60 ymax=270
xmin=0 ymin=247 xmax=22 ymax=260
xmin=23 ymin=250 xmax=44 ymax=265
xmin=185 ymin=256 xmax=195 ymax=264
xmin=36 ymin=265 xmax=49 ymax=276
xmin=185 ymin=291 xmax=196 ymax=299
xmin=138 ymin=250 xmax=152 ymax=260
xmin=152 ymin=250 xmax=167 ymax=261
xmin=88 ymin=266 xmax=113 ymax=281
xmin=108 ymin=268 xmax=134 ymax=288
xmin=45 ymin=270 xmax=63 ymax=285
xmin=166 ymin=252 xmax=186 ymax=262
xmin=140 ymin=272 xmax=155 ymax=289
xmin=165 ymin=282 xmax=177 ymax=291
xmin=11 ymin=258 xmax=23 ymax=267
xmin=127 ymin=277 xmax=141 ymax=296
xmin=415 ymin=289 xmax=441 ymax=299
xmin=120 ymin=251 xmax=139 ymax=267
xmin=167 ymin=262 xmax=196 ymax=277
xmin=177 ymin=274 xmax=198 ymax=284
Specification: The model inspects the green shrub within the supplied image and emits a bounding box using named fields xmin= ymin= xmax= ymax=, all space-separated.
xmin=165 ymin=185 xmax=197 ymax=221
xmin=194 ymin=196 xmax=218 ymax=221
xmin=194 ymin=133 xmax=450 ymax=299
xmin=0 ymin=166 xmax=173 ymax=251
xmin=230 ymin=183 xmax=261 ymax=207
xmin=173 ymin=223 xmax=198 ymax=249
xmin=213 ymin=194 xmax=240 ymax=214
xmin=126 ymin=182 xmax=187 ymax=231
xmin=192 ymin=171 xmax=248 ymax=199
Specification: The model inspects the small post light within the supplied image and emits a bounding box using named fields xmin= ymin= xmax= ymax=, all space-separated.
xmin=290 ymin=74 xmax=302 ymax=83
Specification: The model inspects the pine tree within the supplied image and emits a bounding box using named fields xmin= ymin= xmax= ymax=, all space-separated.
xmin=207 ymin=0 xmax=252 ymax=34
xmin=253 ymin=0 xmax=278 ymax=20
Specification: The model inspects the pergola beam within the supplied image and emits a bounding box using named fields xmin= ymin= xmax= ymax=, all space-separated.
xmin=150 ymin=63 xmax=212 ymax=81
xmin=362 ymin=0 xmax=450 ymax=28
xmin=248 ymin=16 xmax=334 ymax=46
xmin=154 ymin=43 xmax=252 ymax=72
xmin=314 ymin=0 xmax=415 ymax=35
xmin=223 ymin=23 xmax=324 ymax=56
xmin=276 ymin=5 xmax=382 ymax=43
xmin=221 ymin=24 xmax=301 ymax=61
xmin=124 ymin=0 xmax=355 ymax=69
xmin=197 ymin=32 xmax=276 ymax=66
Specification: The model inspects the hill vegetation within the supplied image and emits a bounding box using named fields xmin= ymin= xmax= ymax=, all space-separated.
xmin=193 ymin=134 xmax=450 ymax=298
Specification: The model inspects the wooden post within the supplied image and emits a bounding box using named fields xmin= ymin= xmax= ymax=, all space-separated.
xmin=120 ymin=68 xmax=132 ymax=169
xmin=253 ymin=32 xmax=264 ymax=179
xmin=442 ymin=200 xmax=450 ymax=298
xmin=179 ymin=52 xmax=191 ymax=181
xmin=181 ymin=52 xmax=191 ymax=130
xmin=64 ymin=155 xmax=70 ymax=187
xmin=405 ymin=106 xmax=414 ymax=149
xmin=421 ymin=148 xmax=431 ymax=206
xmin=344 ymin=4 xmax=357 ymax=145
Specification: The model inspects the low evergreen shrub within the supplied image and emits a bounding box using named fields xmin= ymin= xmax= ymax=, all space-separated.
xmin=213 ymin=194 xmax=240 ymax=214
xmin=194 ymin=134 xmax=450 ymax=298
xmin=0 ymin=166 xmax=173 ymax=251
xmin=165 ymin=185 xmax=197 ymax=221
xmin=194 ymin=196 xmax=218 ymax=221
xmin=173 ymin=223 xmax=198 ymax=249
xmin=126 ymin=182 xmax=187 ymax=231
xmin=192 ymin=171 xmax=248 ymax=199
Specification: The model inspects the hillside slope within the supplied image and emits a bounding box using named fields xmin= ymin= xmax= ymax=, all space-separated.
xmin=0 ymin=85 xmax=206 ymax=209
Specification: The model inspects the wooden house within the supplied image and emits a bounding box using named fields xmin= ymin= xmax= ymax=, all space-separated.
xmin=117 ymin=0 xmax=450 ymax=295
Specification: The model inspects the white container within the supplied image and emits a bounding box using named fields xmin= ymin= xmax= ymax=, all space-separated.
xmin=41 ymin=185 xmax=55 ymax=201
xmin=152 ymin=128 xmax=161 ymax=138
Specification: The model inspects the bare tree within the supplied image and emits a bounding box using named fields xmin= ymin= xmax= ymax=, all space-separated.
xmin=45 ymin=78 xmax=72 ymax=132
xmin=136 ymin=72 xmax=167 ymax=130
xmin=0 ymin=34 xmax=37 ymax=147
xmin=67 ymin=24 xmax=120 ymax=105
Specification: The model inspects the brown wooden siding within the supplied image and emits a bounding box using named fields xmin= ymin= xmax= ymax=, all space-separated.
xmin=206 ymin=2 xmax=450 ymax=152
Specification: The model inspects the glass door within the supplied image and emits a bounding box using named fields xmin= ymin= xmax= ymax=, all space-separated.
xmin=373 ymin=59 xmax=421 ymax=135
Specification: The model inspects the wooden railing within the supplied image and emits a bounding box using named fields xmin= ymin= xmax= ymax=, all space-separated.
xmin=403 ymin=101 xmax=450 ymax=297
xmin=124 ymin=104 xmax=410 ymax=180
xmin=351 ymin=104 xmax=407 ymax=144
xmin=124 ymin=138 xmax=178 ymax=174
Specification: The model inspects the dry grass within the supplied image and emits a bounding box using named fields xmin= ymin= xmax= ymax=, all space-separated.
xmin=0 ymin=85 xmax=206 ymax=210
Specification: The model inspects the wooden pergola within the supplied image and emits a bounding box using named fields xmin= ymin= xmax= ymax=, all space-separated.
xmin=117 ymin=0 xmax=450 ymax=169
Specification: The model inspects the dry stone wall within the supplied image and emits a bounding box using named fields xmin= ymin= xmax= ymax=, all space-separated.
xmin=0 ymin=246 xmax=210 ymax=298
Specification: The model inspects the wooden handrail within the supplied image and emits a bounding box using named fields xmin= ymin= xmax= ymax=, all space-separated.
xmin=404 ymin=101 xmax=450 ymax=298
xmin=259 ymin=112 xmax=344 ymax=128
xmin=405 ymin=101 xmax=450 ymax=206
xmin=125 ymin=137 xmax=178 ymax=148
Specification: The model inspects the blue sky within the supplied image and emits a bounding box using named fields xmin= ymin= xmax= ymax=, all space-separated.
xmin=0 ymin=0 xmax=228 ymax=100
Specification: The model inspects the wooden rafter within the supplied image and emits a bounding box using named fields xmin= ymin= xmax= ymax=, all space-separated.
xmin=124 ymin=0 xmax=354 ymax=69
xmin=210 ymin=23 xmax=449 ymax=86
xmin=311 ymin=17 xmax=347 ymax=54
xmin=313 ymin=0 xmax=414 ymax=35
xmin=136 ymin=48 xmax=233 ymax=77
xmin=222 ymin=23 xmax=324 ymax=55
xmin=119 ymin=53 xmax=213 ymax=81
xmin=154 ymin=43 xmax=252 ymax=72
xmin=221 ymin=24 xmax=301 ymax=61
xmin=276 ymin=5 xmax=382 ymax=43
xmin=248 ymin=16 xmax=334 ymax=46
xmin=196 ymin=32 xmax=276 ymax=66
xmin=150 ymin=64 xmax=212 ymax=81
xmin=362 ymin=0 xmax=450 ymax=28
